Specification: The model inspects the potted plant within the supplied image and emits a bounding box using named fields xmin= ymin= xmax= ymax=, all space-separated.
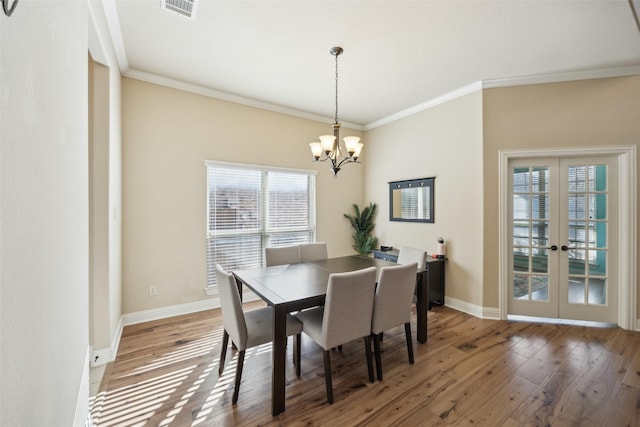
xmin=344 ymin=202 xmax=379 ymax=255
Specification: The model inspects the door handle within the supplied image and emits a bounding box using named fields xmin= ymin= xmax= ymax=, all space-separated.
xmin=561 ymin=245 xmax=571 ymax=251
xmin=549 ymin=245 xmax=558 ymax=251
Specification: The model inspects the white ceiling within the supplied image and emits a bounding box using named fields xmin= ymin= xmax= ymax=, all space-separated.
xmin=105 ymin=0 xmax=640 ymax=128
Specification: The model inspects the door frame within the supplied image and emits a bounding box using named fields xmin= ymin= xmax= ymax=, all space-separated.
xmin=498 ymin=146 xmax=637 ymax=330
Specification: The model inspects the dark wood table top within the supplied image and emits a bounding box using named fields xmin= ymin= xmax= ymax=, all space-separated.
xmin=233 ymin=255 xmax=396 ymax=310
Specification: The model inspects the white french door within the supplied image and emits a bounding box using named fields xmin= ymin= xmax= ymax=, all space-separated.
xmin=508 ymin=156 xmax=618 ymax=323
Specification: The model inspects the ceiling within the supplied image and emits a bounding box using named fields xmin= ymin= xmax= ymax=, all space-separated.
xmin=104 ymin=0 xmax=640 ymax=128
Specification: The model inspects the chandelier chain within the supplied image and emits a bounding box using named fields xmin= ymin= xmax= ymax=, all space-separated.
xmin=334 ymin=52 xmax=339 ymax=124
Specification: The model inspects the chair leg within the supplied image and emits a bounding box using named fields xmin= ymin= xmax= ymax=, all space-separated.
xmin=364 ymin=335 xmax=374 ymax=383
xmin=232 ymin=350 xmax=245 ymax=404
xmin=294 ymin=333 xmax=301 ymax=377
xmin=372 ymin=333 xmax=383 ymax=381
xmin=218 ymin=330 xmax=229 ymax=376
xmin=404 ymin=322 xmax=414 ymax=364
xmin=323 ymin=350 xmax=334 ymax=404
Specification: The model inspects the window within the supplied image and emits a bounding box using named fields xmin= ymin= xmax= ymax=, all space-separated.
xmin=205 ymin=161 xmax=316 ymax=290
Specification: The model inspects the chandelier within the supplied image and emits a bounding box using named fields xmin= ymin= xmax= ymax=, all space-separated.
xmin=309 ymin=47 xmax=363 ymax=177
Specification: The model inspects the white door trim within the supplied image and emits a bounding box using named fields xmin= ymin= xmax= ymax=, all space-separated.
xmin=498 ymin=146 xmax=637 ymax=330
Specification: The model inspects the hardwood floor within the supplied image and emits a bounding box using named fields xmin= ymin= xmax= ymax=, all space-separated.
xmin=91 ymin=303 xmax=640 ymax=426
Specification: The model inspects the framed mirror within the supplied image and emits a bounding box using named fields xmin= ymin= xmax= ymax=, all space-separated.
xmin=389 ymin=177 xmax=434 ymax=223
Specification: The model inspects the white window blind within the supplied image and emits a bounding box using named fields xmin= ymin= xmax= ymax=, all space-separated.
xmin=206 ymin=162 xmax=316 ymax=290
xmin=400 ymin=186 xmax=430 ymax=219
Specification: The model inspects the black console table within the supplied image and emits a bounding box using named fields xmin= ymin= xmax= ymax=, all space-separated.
xmin=371 ymin=249 xmax=445 ymax=308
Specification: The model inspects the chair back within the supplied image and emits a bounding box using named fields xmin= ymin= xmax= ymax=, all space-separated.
xmin=320 ymin=266 xmax=377 ymax=349
xmin=215 ymin=264 xmax=248 ymax=350
xmin=371 ymin=262 xmax=418 ymax=334
xmin=299 ymin=242 xmax=328 ymax=262
xmin=265 ymin=245 xmax=301 ymax=266
xmin=397 ymin=246 xmax=427 ymax=270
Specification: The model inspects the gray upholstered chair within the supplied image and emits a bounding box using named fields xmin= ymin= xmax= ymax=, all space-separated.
xmin=265 ymin=245 xmax=301 ymax=266
xmin=295 ymin=266 xmax=377 ymax=404
xmin=397 ymin=246 xmax=427 ymax=269
xmin=215 ymin=264 xmax=302 ymax=403
xmin=371 ymin=262 xmax=418 ymax=380
xmin=299 ymin=242 xmax=328 ymax=262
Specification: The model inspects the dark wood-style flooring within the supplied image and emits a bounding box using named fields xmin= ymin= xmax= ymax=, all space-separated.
xmin=91 ymin=302 xmax=640 ymax=426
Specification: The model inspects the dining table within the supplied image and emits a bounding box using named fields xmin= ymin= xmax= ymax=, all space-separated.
xmin=232 ymin=254 xmax=429 ymax=416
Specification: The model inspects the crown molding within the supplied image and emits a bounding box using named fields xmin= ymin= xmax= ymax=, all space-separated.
xmin=481 ymin=65 xmax=640 ymax=89
xmin=123 ymin=69 xmax=364 ymax=131
xmin=364 ymin=65 xmax=640 ymax=130
xmin=364 ymin=81 xmax=483 ymax=130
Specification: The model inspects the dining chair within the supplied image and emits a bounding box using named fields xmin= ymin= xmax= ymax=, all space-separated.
xmin=295 ymin=266 xmax=377 ymax=404
xmin=265 ymin=245 xmax=301 ymax=266
xmin=299 ymin=242 xmax=328 ymax=262
xmin=397 ymin=245 xmax=427 ymax=269
xmin=215 ymin=264 xmax=303 ymax=403
xmin=371 ymin=262 xmax=418 ymax=380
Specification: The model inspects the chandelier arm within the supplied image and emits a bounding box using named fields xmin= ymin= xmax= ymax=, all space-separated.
xmin=336 ymin=156 xmax=358 ymax=169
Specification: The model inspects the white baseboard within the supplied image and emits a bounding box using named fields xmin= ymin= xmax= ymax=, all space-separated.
xmin=444 ymin=296 xmax=483 ymax=318
xmin=91 ymin=317 xmax=124 ymax=367
xmin=482 ymin=306 xmax=501 ymax=320
xmin=74 ymin=347 xmax=91 ymax=427
xmin=122 ymin=297 xmax=221 ymax=326
xmin=442 ymin=296 xmax=501 ymax=320
xmin=635 ymin=319 xmax=640 ymax=331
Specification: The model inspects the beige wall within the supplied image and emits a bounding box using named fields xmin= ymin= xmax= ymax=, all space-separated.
xmin=122 ymin=78 xmax=363 ymax=313
xmin=363 ymin=91 xmax=485 ymax=307
xmin=482 ymin=76 xmax=640 ymax=309
xmin=89 ymin=58 xmax=111 ymax=350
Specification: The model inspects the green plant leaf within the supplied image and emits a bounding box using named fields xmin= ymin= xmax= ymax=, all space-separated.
xmin=344 ymin=202 xmax=379 ymax=255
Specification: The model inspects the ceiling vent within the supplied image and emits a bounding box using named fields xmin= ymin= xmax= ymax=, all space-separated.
xmin=161 ymin=0 xmax=197 ymax=20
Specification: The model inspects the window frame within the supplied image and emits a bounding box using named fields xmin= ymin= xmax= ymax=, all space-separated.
xmin=205 ymin=160 xmax=317 ymax=292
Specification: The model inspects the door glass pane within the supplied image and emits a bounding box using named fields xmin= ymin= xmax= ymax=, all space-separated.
xmin=532 ymin=167 xmax=550 ymax=192
xmin=532 ymin=194 xmax=549 ymax=219
xmin=531 ymin=275 xmax=549 ymax=301
xmin=513 ymin=274 xmax=529 ymax=299
xmin=513 ymin=248 xmax=529 ymax=272
xmin=569 ymin=249 xmax=586 ymax=275
xmin=590 ymin=164 xmax=607 ymax=191
xmin=588 ymin=278 xmax=606 ymax=305
xmin=568 ymin=166 xmax=586 ymax=192
xmin=532 ymin=248 xmax=548 ymax=273
xmin=531 ymin=221 xmax=549 ymax=247
xmin=589 ymin=194 xmax=607 ymax=220
xmin=590 ymin=250 xmax=607 ymax=275
xmin=513 ymin=221 xmax=530 ymax=246
xmin=513 ymin=167 xmax=530 ymax=192
xmin=568 ymin=222 xmax=586 ymax=248
xmin=513 ymin=195 xmax=530 ymax=219
xmin=568 ymin=194 xmax=586 ymax=220
xmin=590 ymin=224 xmax=607 ymax=249
xmin=568 ymin=278 xmax=586 ymax=304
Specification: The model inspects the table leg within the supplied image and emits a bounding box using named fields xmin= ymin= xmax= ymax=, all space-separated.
xmin=272 ymin=305 xmax=287 ymax=415
xmin=416 ymin=271 xmax=428 ymax=343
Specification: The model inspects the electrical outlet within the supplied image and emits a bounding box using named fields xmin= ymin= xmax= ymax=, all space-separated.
xmin=149 ymin=286 xmax=158 ymax=296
